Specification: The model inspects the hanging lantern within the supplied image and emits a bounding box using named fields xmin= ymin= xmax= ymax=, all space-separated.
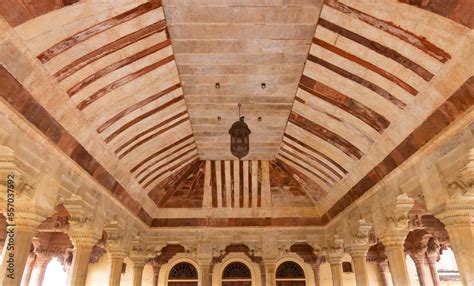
xmin=229 ymin=104 xmax=251 ymax=159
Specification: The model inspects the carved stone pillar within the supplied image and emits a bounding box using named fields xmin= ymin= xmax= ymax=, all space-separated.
xmin=108 ymin=252 xmax=126 ymax=286
xmin=380 ymin=236 xmax=410 ymax=286
xmin=0 ymin=211 xmax=45 ymax=286
xmin=404 ymin=230 xmax=432 ymax=286
xmin=327 ymin=256 xmax=343 ymax=286
xmin=20 ymin=254 xmax=35 ymax=286
xmin=425 ymin=238 xmax=441 ymax=286
xmin=29 ymin=254 xmax=51 ymax=286
xmin=263 ymin=260 xmax=276 ymax=286
xmin=438 ymin=204 xmax=474 ymax=285
xmin=327 ymin=236 xmax=344 ymax=286
xmin=349 ymin=245 xmax=370 ymax=286
xmin=66 ymin=228 xmax=97 ymax=286
xmin=130 ymin=257 xmax=146 ymax=286
xmin=152 ymin=265 xmax=160 ymax=286
xmin=376 ymin=194 xmax=413 ymax=286
xmin=348 ymin=219 xmax=373 ymax=286
xmin=200 ymin=261 xmax=211 ymax=286
xmin=438 ymin=150 xmax=474 ymax=285
xmin=376 ymin=260 xmax=392 ymax=286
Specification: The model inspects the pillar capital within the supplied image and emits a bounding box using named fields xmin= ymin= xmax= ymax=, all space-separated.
xmin=347 ymin=244 xmax=370 ymax=258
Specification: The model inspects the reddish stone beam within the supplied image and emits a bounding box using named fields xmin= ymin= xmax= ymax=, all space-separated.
xmin=289 ymin=111 xmax=364 ymax=160
xmin=116 ymin=111 xmax=188 ymax=157
xmin=104 ymin=94 xmax=184 ymax=143
xmin=68 ymin=39 xmax=172 ymax=97
xmin=130 ymin=134 xmax=194 ymax=173
xmin=324 ymin=0 xmax=451 ymax=63
xmin=97 ymin=82 xmax=180 ymax=133
xmin=314 ymin=38 xmax=418 ymax=96
xmin=307 ymin=54 xmax=406 ymax=109
xmin=279 ymin=150 xmax=334 ymax=185
xmin=299 ymin=74 xmax=391 ymax=133
xmin=37 ymin=1 xmax=162 ymax=63
xmin=318 ymin=19 xmax=434 ymax=81
xmin=282 ymin=141 xmax=342 ymax=180
xmin=284 ymin=133 xmax=348 ymax=174
xmin=54 ymin=21 xmax=167 ymax=82
xmin=321 ymin=76 xmax=474 ymax=223
xmin=142 ymin=152 xmax=198 ymax=188
xmin=77 ymin=54 xmax=175 ymax=111
xmin=117 ymin=115 xmax=190 ymax=159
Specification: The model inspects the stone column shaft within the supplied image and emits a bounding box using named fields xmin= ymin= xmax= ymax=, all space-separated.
xmin=353 ymin=256 xmax=370 ymax=286
xmin=20 ymin=254 xmax=35 ymax=286
xmin=200 ymin=264 xmax=211 ymax=286
xmin=376 ymin=260 xmax=392 ymax=286
xmin=329 ymin=262 xmax=343 ymax=286
xmin=130 ymin=259 xmax=146 ymax=286
xmin=311 ymin=263 xmax=321 ymax=286
xmin=108 ymin=252 xmax=126 ymax=286
xmin=0 ymin=224 xmax=40 ymax=286
xmin=427 ymin=259 xmax=440 ymax=286
xmin=349 ymin=246 xmax=370 ymax=286
xmin=66 ymin=246 xmax=93 ymax=286
xmin=443 ymin=222 xmax=474 ymax=285
xmin=29 ymin=255 xmax=51 ymax=286
xmin=384 ymin=245 xmax=410 ymax=286
xmin=152 ymin=265 xmax=160 ymax=286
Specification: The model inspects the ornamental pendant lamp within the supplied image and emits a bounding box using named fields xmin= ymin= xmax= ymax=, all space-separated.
xmin=229 ymin=103 xmax=251 ymax=159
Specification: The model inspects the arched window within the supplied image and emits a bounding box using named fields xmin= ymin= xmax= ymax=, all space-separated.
xmin=168 ymin=262 xmax=198 ymax=286
xmin=276 ymin=261 xmax=306 ymax=286
xmin=222 ymin=262 xmax=252 ymax=286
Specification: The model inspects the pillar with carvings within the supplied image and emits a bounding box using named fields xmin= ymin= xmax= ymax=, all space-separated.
xmin=425 ymin=237 xmax=442 ymax=286
xmin=377 ymin=194 xmax=414 ymax=286
xmin=438 ymin=149 xmax=474 ymax=285
xmin=326 ymin=236 xmax=345 ymax=286
xmin=0 ymin=208 xmax=46 ymax=286
xmin=20 ymin=253 xmax=35 ymax=286
xmin=28 ymin=254 xmax=51 ymax=286
xmin=347 ymin=220 xmax=373 ymax=286
xmin=366 ymin=243 xmax=392 ymax=286
xmin=129 ymin=235 xmax=150 ymax=286
xmin=404 ymin=230 xmax=432 ymax=286
xmin=66 ymin=222 xmax=98 ymax=286
xmin=105 ymin=221 xmax=129 ymax=286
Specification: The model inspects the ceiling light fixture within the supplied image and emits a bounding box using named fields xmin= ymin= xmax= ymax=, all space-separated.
xmin=229 ymin=103 xmax=251 ymax=160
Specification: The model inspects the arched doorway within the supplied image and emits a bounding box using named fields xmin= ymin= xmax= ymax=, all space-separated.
xmin=275 ymin=261 xmax=306 ymax=286
xmin=222 ymin=261 xmax=252 ymax=286
xmin=168 ymin=262 xmax=199 ymax=286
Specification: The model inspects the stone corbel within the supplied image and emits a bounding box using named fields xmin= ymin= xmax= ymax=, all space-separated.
xmin=63 ymin=194 xmax=100 ymax=248
xmin=181 ymin=241 xmax=198 ymax=257
xmin=347 ymin=219 xmax=373 ymax=257
xmin=447 ymin=148 xmax=474 ymax=198
xmin=104 ymin=219 xmax=130 ymax=255
xmin=326 ymin=235 xmax=345 ymax=264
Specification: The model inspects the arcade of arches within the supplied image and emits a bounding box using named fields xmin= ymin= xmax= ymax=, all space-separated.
xmin=0 ymin=0 xmax=473 ymax=285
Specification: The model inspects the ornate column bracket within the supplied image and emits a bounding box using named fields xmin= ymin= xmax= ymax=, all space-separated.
xmin=404 ymin=230 xmax=432 ymax=286
xmin=438 ymin=149 xmax=474 ymax=285
xmin=378 ymin=194 xmax=414 ymax=286
xmin=347 ymin=220 xmax=374 ymax=286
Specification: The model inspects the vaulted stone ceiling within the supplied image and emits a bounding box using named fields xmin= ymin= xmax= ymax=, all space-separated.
xmin=0 ymin=0 xmax=472 ymax=227
xmin=164 ymin=0 xmax=323 ymax=160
